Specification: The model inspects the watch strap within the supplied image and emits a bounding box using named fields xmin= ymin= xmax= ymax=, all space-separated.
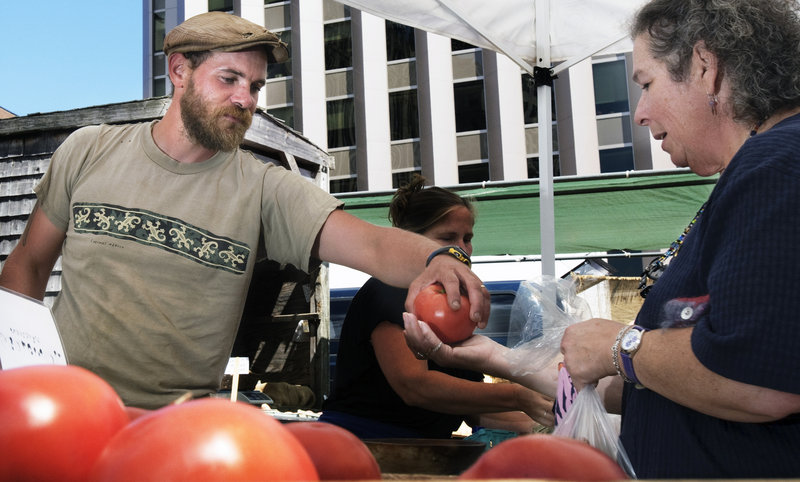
xmin=620 ymin=325 xmax=646 ymax=388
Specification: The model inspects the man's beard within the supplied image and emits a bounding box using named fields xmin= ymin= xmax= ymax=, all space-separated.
xmin=180 ymin=78 xmax=253 ymax=152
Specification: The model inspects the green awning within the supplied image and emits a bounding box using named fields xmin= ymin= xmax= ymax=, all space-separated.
xmin=337 ymin=170 xmax=717 ymax=256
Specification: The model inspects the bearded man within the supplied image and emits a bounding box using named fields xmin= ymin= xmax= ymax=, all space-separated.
xmin=0 ymin=12 xmax=489 ymax=409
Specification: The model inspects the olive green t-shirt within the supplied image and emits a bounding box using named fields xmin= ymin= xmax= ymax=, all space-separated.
xmin=35 ymin=121 xmax=341 ymax=408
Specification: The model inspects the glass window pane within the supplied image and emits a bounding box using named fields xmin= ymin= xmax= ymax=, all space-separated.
xmin=453 ymin=80 xmax=486 ymax=132
xmin=153 ymin=78 xmax=167 ymax=97
xmin=325 ymin=21 xmax=352 ymax=70
xmin=386 ymin=21 xmax=415 ymax=61
xmin=268 ymin=30 xmax=292 ymax=79
xmin=327 ymin=98 xmax=356 ymax=148
xmin=599 ymin=146 xmax=634 ymax=173
xmin=392 ymin=169 xmax=422 ymax=189
xmin=154 ymin=0 xmax=165 ymax=11
xmin=267 ymin=106 xmax=294 ymax=128
xmin=527 ymin=155 xmax=561 ymax=179
xmin=265 ymin=3 xmax=290 ymax=30
xmin=521 ymin=74 xmax=557 ymax=125
xmin=208 ymin=0 xmax=233 ymax=12
xmin=593 ymin=59 xmax=630 ymax=115
xmin=451 ymin=39 xmax=477 ymax=52
xmin=458 ymin=162 xmax=489 ymax=183
xmin=389 ymin=90 xmax=419 ymax=141
xmin=152 ymin=53 xmax=165 ymax=77
xmin=331 ymin=177 xmax=358 ymax=194
xmin=153 ymin=11 xmax=165 ymax=52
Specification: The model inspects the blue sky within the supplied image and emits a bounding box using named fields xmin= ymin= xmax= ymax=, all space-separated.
xmin=1 ymin=1 xmax=143 ymax=117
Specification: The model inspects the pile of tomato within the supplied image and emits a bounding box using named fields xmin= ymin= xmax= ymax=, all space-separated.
xmin=1 ymin=365 xmax=629 ymax=481
xmin=0 ymin=365 xmax=379 ymax=481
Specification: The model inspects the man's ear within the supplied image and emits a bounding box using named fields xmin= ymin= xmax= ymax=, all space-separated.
xmin=167 ymin=53 xmax=190 ymax=90
xmin=693 ymin=41 xmax=720 ymax=94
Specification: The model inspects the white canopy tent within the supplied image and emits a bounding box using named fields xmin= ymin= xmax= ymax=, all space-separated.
xmin=334 ymin=0 xmax=649 ymax=275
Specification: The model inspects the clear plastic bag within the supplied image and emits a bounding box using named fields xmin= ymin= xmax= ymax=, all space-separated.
xmin=505 ymin=275 xmax=592 ymax=375
xmin=553 ymin=368 xmax=637 ymax=478
xmin=505 ymin=276 xmax=636 ymax=478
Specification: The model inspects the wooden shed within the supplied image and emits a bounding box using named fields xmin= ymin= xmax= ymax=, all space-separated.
xmin=0 ymin=97 xmax=335 ymax=409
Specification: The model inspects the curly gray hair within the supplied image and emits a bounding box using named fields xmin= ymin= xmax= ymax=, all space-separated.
xmin=631 ymin=0 xmax=800 ymax=127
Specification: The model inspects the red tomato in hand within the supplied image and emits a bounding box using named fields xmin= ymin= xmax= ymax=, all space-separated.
xmin=284 ymin=421 xmax=381 ymax=480
xmin=414 ymin=282 xmax=475 ymax=344
xmin=0 ymin=365 xmax=129 ymax=482
xmin=459 ymin=434 xmax=628 ymax=480
xmin=89 ymin=398 xmax=318 ymax=481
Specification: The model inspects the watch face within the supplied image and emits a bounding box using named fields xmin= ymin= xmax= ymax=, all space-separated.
xmin=621 ymin=329 xmax=643 ymax=352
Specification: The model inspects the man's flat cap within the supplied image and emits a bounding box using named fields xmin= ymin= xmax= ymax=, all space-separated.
xmin=163 ymin=11 xmax=288 ymax=63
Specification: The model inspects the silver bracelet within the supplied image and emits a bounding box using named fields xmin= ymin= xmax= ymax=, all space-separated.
xmin=611 ymin=325 xmax=635 ymax=383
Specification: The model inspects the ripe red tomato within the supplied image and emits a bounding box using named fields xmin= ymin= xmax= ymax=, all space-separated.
xmin=88 ymin=398 xmax=319 ymax=481
xmin=414 ymin=282 xmax=475 ymax=344
xmin=123 ymin=405 xmax=151 ymax=422
xmin=0 ymin=365 xmax=129 ymax=482
xmin=284 ymin=421 xmax=381 ymax=480
xmin=459 ymin=434 xmax=628 ymax=480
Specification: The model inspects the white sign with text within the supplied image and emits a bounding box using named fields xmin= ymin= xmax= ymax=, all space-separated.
xmin=0 ymin=287 xmax=67 ymax=369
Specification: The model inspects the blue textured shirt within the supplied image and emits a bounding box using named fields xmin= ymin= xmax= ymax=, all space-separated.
xmin=623 ymin=113 xmax=800 ymax=478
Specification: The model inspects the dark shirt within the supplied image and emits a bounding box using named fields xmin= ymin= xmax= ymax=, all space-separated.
xmin=623 ymin=113 xmax=800 ymax=478
xmin=321 ymin=277 xmax=482 ymax=438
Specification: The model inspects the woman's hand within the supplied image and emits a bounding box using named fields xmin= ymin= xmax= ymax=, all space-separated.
xmin=402 ymin=312 xmax=505 ymax=373
xmin=516 ymin=385 xmax=555 ymax=428
xmin=559 ymin=318 xmax=624 ymax=390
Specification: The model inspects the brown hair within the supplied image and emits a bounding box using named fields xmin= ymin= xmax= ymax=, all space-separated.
xmin=388 ymin=175 xmax=474 ymax=234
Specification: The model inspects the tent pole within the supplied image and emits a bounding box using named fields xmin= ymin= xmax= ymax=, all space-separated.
xmin=536 ymin=0 xmax=556 ymax=277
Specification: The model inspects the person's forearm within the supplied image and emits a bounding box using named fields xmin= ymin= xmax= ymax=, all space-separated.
xmin=476 ymin=411 xmax=537 ymax=433
xmin=398 ymin=372 xmax=529 ymax=415
xmin=0 ymin=256 xmax=51 ymax=300
xmin=316 ymin=210 xmax=438 ymax=287
xmin=635 ymin=327 xmax=800 ymax=422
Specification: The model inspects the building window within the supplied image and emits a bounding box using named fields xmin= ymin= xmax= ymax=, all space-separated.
xmin=152 ymin=3 xmax=168 ymax=97
xmin=325 ymin=21 xmax=352 ymax=71
xmin=392 ymin=170 xmax=421 ymax=189
xmin=386 ymin=21 xmax=415 ymax=61
xmin=208 ymin=0 xmax=233 ymax=13
xmin=526 ymin=155 xmax=561 ymax=179
xmin=327 ymin=98 xmax=356 ymax=149
xmin=458 ymin=162 xmax=490 ymax=184
xmin=267 ymin=30 xmax=292 ymax=79
xmin=599 ymin=146 xmax=634 ymax=173
xmin=389 ymin=90 xmax=419 ymax=141
xmin=454 ymin=80 xmax=486 ymax=132
xmin=267 ymin=106 xmax=294 ymax=127
xmin=451 ymin=39 xmax=476 ymax=52
xmin=330 ymin=177 xmax=358 ymax=194
xmin=593 ymin=58 xmax=630 ymax=115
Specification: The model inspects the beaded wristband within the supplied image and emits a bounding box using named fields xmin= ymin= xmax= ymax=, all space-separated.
xmin=425 ymin=245 xmax=471 ymax=268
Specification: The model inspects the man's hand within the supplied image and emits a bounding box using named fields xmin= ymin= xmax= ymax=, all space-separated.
xmin=404 ymin=254 xmax=490 ymax=328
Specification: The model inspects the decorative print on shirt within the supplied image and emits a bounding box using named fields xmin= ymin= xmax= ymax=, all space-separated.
xmin=72 ymin=202 xmax=250 ymax=274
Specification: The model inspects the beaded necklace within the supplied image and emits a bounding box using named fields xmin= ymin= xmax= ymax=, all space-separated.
xmin=638 ymin=121 xmax=763 ymax=298
xmin=638 ymin=202 xmax=706 ymax=298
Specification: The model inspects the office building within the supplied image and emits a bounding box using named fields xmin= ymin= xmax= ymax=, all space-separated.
xmin=143 ymin=0 xmax=673 ymax=194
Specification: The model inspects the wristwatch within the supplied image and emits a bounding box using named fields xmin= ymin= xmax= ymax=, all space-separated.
xmin=619 ymin=325 xmax=646 ymax=387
